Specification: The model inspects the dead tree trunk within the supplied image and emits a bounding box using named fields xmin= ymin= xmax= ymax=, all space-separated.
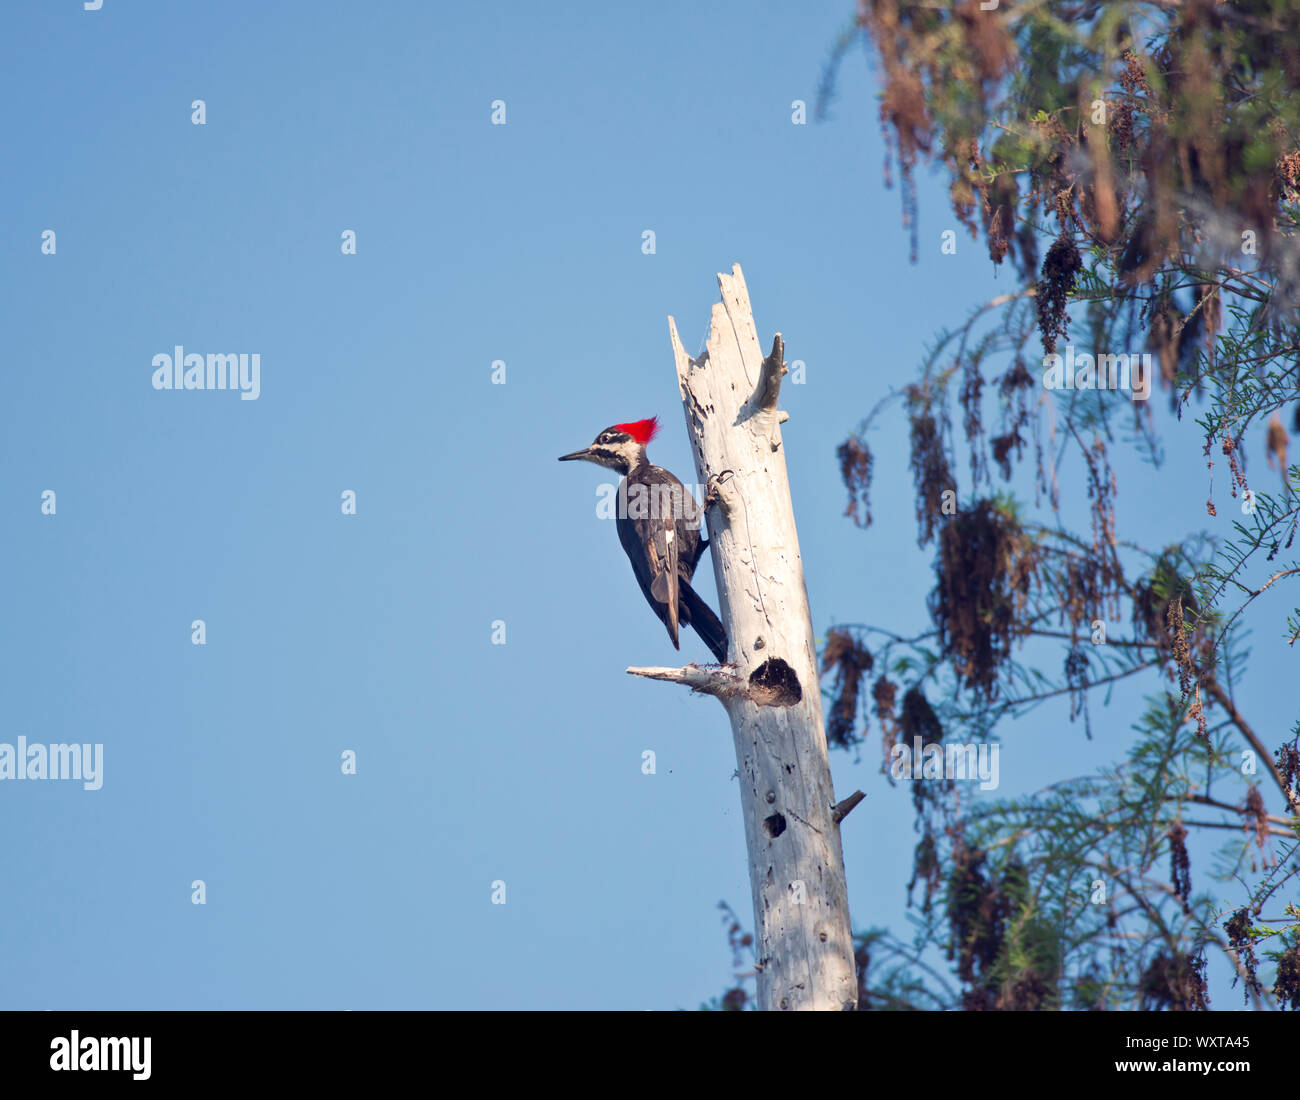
xmin=628 ymin=264 xmax=859 ymax=1011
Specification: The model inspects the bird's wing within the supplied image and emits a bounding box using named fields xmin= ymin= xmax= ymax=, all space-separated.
xmin=647 ymin=482 xmax=681 ymax=647
xmin=616 ymin=469 xmax=682 ymax=648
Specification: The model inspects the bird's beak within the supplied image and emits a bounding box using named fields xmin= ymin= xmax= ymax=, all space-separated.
xmin=557 ymin=448 xmax=592 ymax=463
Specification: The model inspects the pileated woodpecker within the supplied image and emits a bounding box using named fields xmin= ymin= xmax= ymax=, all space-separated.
xmin=559 ymin=417 xmax=729 ymax=663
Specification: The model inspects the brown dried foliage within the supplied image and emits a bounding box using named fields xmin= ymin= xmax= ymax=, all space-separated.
xmin=901 ymin=685 xmax=947 ymax=818
xmin=821 ymin=629 xmax=874 ymax=749
xmin=1244 ymin=786 xmax=1270 ymax=855
xmin=1168 ymin=821 xmax=1192 ymax=912
xmin=960 ymin=357 xmax=988 ymax=486
xmin=1036 ymin=235 xmax=1082 ymax=356
xmin=839 ymin=0 xmax=1300 ymax=528
xmin=1275 ymin=943 xmax=1300 ymax=1010
xmin=873 ymin=674 xmax=901 ymax=771
xmin=1278 ymin=739 xmax=1300 ymax=794
xmin=1137 ymin=950 xmax=1210 ymax=1011
xmin=1266 ymin=413 xmax=1289 ymax=488
xmin=948 ymin=845 xmax=1008 ymax=989
xmin=837 ymin=437 xmax=874 ymax=529
xmin=908 ymin=401 xmax=955 ymax=547
xmin=1145 ymin=295 xmax=1187 ymax=408
xmin=857 ymin=0 xmax=1014 ymax=259
xmin=901 ymin=683 xmax=943 ymax=745
xmin=990 ymin=359 xmax=1036 ymax=482
xmin=908 ymin=826 xmax=941 ymax=914
xmin=930 ymin=500 xmax=1038 ymax=700
xmin=1167 ymin=597 xmax=1208 ymax=739
xmin=1223 ymin=907 xmax=1261 ymax=1002
xmin=946 ymin=849 xmax=1051 ymax=1010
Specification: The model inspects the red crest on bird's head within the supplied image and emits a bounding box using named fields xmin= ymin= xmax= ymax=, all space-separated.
xmin=614 ymin=417 xmax=660 ymax=444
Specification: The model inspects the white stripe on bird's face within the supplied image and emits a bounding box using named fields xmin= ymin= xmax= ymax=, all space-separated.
xmin=584 ymin=438 xmax=642 ymax=474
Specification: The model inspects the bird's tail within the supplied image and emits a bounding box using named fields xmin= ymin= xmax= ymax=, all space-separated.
xmin=681 ymin=580 xmax=729 ymax=663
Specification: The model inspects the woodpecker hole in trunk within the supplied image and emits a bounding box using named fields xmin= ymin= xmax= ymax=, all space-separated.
xmin=748 ymin=657 xmax=802 ymax=707
xmin=763 ymin=812 xmax=787 ymax=838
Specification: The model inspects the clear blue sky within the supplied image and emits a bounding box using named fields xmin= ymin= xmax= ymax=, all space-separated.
xmin=1 ymin=1 xmax=1289 ymax=1009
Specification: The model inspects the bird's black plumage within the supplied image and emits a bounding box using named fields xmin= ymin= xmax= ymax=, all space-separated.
xmin=616 ymin=460 xmax=728 ymax=663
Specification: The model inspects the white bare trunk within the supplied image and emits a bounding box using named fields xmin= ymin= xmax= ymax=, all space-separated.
xmin=628 ymin=265 xmax=859 ymax=1011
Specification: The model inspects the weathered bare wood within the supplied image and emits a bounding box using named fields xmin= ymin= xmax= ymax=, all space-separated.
xmin=625 ymin=663 xmax=748 ymax=698
xmin=832 ymin=791 xmax=867 ymax=825
xmin=628 ymin=264 xmax=858 ymax=1011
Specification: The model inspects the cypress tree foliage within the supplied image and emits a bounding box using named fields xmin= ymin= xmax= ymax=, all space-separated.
xmin=713 ymin=1 xmax=1300 ymax=1011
